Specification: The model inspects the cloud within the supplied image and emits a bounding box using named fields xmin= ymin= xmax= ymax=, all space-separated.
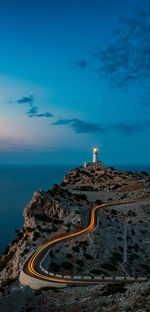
xmin=53 ymin=117 xmax=150 ymax=136
xmin=36 ymin=112 xmax=53 ymax=118
xmin=17 ymin=95 xmax=34 ymax=106
xmin=74 ymin=60 xmax=88 ymax=69
xmin=26 ymin=106 xmax=38 ymax=117
xmin=112 ymin=121 xmax=145 ymax=136
xmin=52 ymin=118 xmax=104 ymax=134
xmin=17 ymin=95 xmax=53 ymax=118
xmin=93 ymin=7 xmax=150 ymax=90
xmin=26 ymin=106 xmax=53 ymax=118
xmin=52 ymin=119 xmax=72 ymax=126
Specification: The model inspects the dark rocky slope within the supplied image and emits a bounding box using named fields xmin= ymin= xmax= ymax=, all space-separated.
xmin=0 ymin=165 xmax=150 ymax=311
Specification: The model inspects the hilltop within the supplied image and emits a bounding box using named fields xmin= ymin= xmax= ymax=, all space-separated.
xmin=64 ymin=164 xmax=150 ymax=192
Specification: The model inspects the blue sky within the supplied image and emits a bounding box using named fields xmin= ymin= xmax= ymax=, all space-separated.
xmin=0 ymin=0 xmax=150 ymax=165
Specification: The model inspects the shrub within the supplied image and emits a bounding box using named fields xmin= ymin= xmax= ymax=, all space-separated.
xmin=119 ymin=246 xmax=123 ymax=252
xmin=51 ymin=184 xmax=67 ymax=196
xmin=113 ymin=184 xmax=120 ymax=190
xmin=67 ymin=223 xmax=71 ymax=229
xmin=140 ymin=264 xmax=150 ymax=274
xmin=75 ymin=194 xmax=87 ymax=201
xmin=133 ymin=244 xmax=139 ymax=252
xmin=83 ymin=253 xmax=93 ymax=260
xmin=61 ymin=261 xmax=74 ymax=271
xmin=25 ymin=227 xmax=36 ymax=232
xmin=0 ymin=260 xmax=6 ymax=272
xmin=33 ymin=231 xmax=40 ymax=241
xmin=53 ymin=219 xmax=64 ymax=225
xmin=49 ymin=250 xmax=53 ymax=257
xmin=141 ymin=171 xmax=149 ymax=176
xmin=111 ymin=209 xmax=117 ymax=215
xmin=15 ymin=230 xmax=24 ymax=242
xmin=90 ymin=269 xmax=106 ymax=275
xmin=66 ymin=254 xmax=72 ymax=259
xmin=78 ymin=186 xmax=94 ymax=191
xmin=2 ymin=245 xmax=10 ymax=255
xmin=34 ymin=214 xmax=52 ymax=222
xmin=47 ymin=228 xmax=52 ymax=233
xmin=91 ymin=169 xmax=95 ymax=173
xmin=79 ymin=240 xmax=89 ymax=247
xmin=60 ymin=181 xmax=67 ymax=187
xmin=128 ymin=210 xmax=137 ymax=217
xmin=101 ymin=263 xmax=116 ymax=271
xmin=1 ymin=277 xmax=17 ymax=288
xmin=110 ymin=252 xmax=123 ymax=265
xmin=51 ymin=262 xmax=60 ymax=272
xmin=11 ymin=239 xmax=17 ymax=246
xmin=100 ymin=283 xmax=126 ymax=296
xmin=76 ymin=259 xmax=84 ymax=266
xmin=95 ymin=199 xmax=102 ymax=205
xmin=117 ymin=236 xmax=123 ymax=241
xmin=72 ymin=246 xmax=80 ymax=253
xmin=53 ymin=226 xmax=57 ymax=232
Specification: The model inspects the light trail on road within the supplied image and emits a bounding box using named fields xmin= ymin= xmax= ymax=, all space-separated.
xmin=26 ymin=197 xmax=150 ymax=285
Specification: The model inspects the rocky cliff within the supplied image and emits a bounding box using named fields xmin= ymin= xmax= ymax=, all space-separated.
xmin=0 ymin=184 xmax=88 ymax=287
xmin=0 ymin=165 xmax=150 ymax=311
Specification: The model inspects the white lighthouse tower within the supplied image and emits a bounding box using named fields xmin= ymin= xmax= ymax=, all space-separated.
xmin=93 ymin=147 xmax=98 ymax=163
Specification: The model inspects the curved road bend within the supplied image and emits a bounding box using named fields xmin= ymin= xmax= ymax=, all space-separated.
xmin=23 ymin=197 xmax=150 ymax=285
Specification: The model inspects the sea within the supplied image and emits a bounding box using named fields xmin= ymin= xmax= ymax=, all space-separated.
xmin=0 ymin=163 xmax=150 ymax=256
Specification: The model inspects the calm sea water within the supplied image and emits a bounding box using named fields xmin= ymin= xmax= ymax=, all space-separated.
xmin=0 ymin=163 xmax=150 ymax=255
xmin=0 ymin=164 xmax=74 ymax=255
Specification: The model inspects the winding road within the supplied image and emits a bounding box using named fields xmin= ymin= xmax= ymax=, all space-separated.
xmin=22 ymin=197 xmax=150 ymax=286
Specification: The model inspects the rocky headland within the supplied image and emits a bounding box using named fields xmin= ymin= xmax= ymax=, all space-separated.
xmin=0 ymin=164 xmax=150 ymax=311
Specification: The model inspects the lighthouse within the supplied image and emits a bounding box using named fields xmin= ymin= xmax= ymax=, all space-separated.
xmin=93 ymin=147 xmax=98 ymax=163
xmin=83 ymin=146 xmax=104 ymax=169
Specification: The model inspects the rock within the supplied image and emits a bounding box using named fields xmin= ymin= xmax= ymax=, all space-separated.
xmin=0 ymin=286 xmax=34 ymax=312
